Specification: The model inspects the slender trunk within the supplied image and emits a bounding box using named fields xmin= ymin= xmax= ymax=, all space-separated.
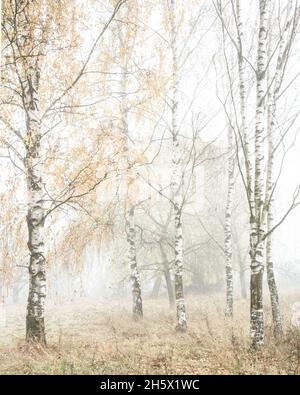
xmin=126 ymin=206 xmax=143 ymax=320
xmin=24 ymin=64 xmax=46 ymax=345
xmin=250 ymin=0 xmax=271 ymax=349
xmin=224 ymin=123 xmax=235 ymax=317
xmin=170 ymin=0 xmax=187 ymax=332
xmin=159 ymin=244 xmax=175 ymax=308
xmin=266 ymin=211 xmax=283 ymax=338
xmin=236 ymin=0 xmax=254 ymax=216
xmin=249 ymin=240 xmax=264 ymax=349
xmin=239 ymin=268 xmax=247 ymax=299
xmin=265 ymin=0 xmax=300 ymax=339
xmin=264 ymin=20 xmax=287 ymax=338
xmin=236 ymin=0 xmax=258 ymax=333
xmin=164 ymin=266 xmax=175 ymax=308
xmin=236 ymin=244 xmax=247 ymax=299
xmin=151 ymin=273 xmax=162 ymax=298
xmin=265 ymin=113 xmax=283 ymax=338
xmin=120 ymin=48 xmax=143 ymax=319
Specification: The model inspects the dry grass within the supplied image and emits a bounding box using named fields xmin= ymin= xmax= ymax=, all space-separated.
xmin=0 ymin=293 xmax=300 ymax=375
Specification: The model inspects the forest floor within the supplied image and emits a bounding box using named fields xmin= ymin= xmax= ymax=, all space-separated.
xmin=0 ymin=293 xmax=299 ymax=374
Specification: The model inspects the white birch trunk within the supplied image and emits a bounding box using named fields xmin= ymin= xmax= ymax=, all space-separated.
xmin=250 ymin=0 xmax=271 ymax=349
xmin=236 ymin=0 xmax=254 ymax=218
xmin=24 ymin=62 xmax=47 ymax=344
xmin=266 ymin=109 xmax=283 ymax=338
xmin=236 ymin=0 xmax=257 ymax=319
xmin=236 ymin=0 xmax=262 ymax=345
xmin=170 ymin=0 xmax=187 ymax=332
xmin=264 ymin=17 xmax=289 ymax=339
xmin=224 ymin=123 xmax=234 ymax=317
xmin=126 ymin=206 xmax=143 ymax=319
xmin=120 ymin=58 xmax=143 ymax=319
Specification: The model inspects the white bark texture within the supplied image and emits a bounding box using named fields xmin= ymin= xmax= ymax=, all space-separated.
xmin=266 ymin=104 xmax=283 ymax=338
xmin=121 ymin=62 xmax=143 ymax=320
xmin=126 ymin=206 xmax=143 ymax=320
xmin=236 ymin=0 xmax=262 ymax=345
xmin=236 ymin=0 xmax=254 ymax=217
xmin=250 ymin=0 xmax=271 ymax=349
xmin=224 ymin=124 xmax=234 ymax=317
xmin=170 ymin=0 xmax=187 ymax=332
xmin=24 ymin=60 xmax=47 ymax=344
xmin=264 ymin=14 xmax=291 ymax=338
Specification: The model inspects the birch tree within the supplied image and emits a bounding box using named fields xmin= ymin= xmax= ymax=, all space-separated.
xmin=247 ymin=0 xmax=271 ymax=349
xmin=117 ymin=3 xmax=143 ymax=319
xmin=265 ymin=1 xmax=300 ymax=339
xmin=169 ymin=0 xmax=187 ymax=332
xmin=1 ymin=0 xmax=126 ymax=344
xmin=23 ymin=12 xmax=47 ymax=344
xmin=126 ymin=205 xmax=143 ymax=319
xmin=1 ymin=0 xmax=54 ymax=344
xmin=232 ymin=0 xmax=299 ymax=347
xmin=224 ymin=121 xmax=235 ymax=317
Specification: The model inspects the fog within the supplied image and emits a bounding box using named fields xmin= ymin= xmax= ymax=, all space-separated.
xmin=0 ymin=0 xmax=300 ymax=375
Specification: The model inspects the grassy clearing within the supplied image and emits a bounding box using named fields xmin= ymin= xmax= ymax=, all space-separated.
xmin=0 ymin=294 xmax=299 ymax=374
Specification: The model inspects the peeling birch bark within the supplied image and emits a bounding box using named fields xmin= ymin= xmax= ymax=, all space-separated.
xmin=236 ymin=0 xmax=263 ymax=345
xmin=250 ymin=0 xmax=271 ymax=349
xmin=119 ymin=34 xmax=144 ymax=319
xmin=126 ymin=206 xmax=143 ymax=320
xmin=263 ymin=15 xmax=291 ymax=339
xmin=224 ymin=123 xmax=234 ymax=317
xmin=24 ymin=63 xmax=47 ymax=345
xmin=236 ymin=0 xmax=254 ymax=217
xmin=170 ymin=0 xmax=187 ymax=332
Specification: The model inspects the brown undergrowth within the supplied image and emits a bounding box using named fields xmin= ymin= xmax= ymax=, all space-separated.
xmin=0 ymin=294 xmax=299 ymax=374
